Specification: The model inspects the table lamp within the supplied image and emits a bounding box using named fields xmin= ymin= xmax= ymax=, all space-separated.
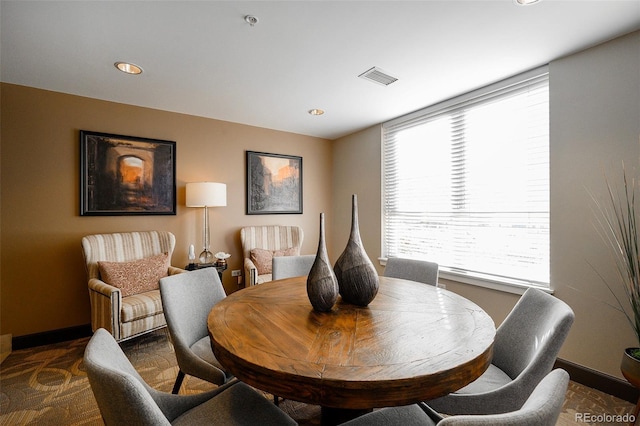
xmin=186 ymin=182 xmax=227 ymax=264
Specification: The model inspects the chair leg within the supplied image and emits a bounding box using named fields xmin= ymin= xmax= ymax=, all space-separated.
xmin=172 ymin=370 xmax=186 ymax=394
xmin=274 ymin=395 xmax=279 ymax=405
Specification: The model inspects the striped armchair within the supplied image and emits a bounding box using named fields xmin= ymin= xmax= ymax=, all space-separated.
xmin=81 ymin=231 xmax=185 ymax=342
xmin=240 ymin=226 xmax=304 ymax=286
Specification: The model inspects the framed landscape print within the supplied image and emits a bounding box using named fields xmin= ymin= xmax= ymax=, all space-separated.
xmin=80 ymin=130 xmax=176 ymax=216
xmin=246 ymin=151 xmax=303 ymax=214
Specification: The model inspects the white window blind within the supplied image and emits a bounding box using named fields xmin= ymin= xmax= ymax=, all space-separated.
xmin=382 ymin=68 xmax=549 ymax=288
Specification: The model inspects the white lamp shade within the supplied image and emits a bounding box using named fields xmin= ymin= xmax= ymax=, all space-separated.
xmin=186 ymin=182 xmax=227 ymax=207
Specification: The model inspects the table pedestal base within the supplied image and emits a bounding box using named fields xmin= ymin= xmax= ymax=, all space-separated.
xmin=321 ymin=407 xmax=372 ymax=425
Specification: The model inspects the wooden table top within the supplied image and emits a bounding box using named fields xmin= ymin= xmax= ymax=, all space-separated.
xmin=207 ymin=276 xmax=495 ymax=409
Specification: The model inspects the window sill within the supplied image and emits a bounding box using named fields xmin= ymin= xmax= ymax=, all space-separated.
xmin=438 ymin=271 xmax=552 ymax=295
xmin=378 ymin=258 xmax=552 ymax=295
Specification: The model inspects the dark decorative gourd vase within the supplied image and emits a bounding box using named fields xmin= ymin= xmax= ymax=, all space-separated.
xmin=334 ymin=194 xmax=379 ymax=306
xmin=307 ymin=213 xmax=339 ymax=312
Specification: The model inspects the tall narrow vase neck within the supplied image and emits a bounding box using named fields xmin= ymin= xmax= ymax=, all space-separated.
xmin=318 ymin=213 xmax=327 ymax=252
xmin=351 ymin=194 xmax=360 ymax=239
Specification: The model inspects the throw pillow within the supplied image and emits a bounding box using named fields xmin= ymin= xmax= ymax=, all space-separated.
xmin=274 ymin=246 xmax=299 ymax=258
xmin=98 ymin=253 xmax=169 ymax=297
xmin=250 ymin=247 xmax=300 ymax=275
xmin=250 ymin=248 xmax=274 ymax=276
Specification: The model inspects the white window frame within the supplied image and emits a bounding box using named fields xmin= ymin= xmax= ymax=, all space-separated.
xmin=381 ymin=66 xmax=550 ymax=295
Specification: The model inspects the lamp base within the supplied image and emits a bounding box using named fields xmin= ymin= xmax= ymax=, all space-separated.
xmin=199 ymin=249 xmax=215 ymax=265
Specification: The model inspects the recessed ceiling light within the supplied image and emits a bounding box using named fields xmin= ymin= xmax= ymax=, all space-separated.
xmin=115 ymin=62 xmax=143 ymax=75
xmin=244 ymin=15 xmax=259 ymax=26
xmin=514 ymin=0 xmax=541 ymax=5
xmin=308 ymin=109 xmax=325 ymax=116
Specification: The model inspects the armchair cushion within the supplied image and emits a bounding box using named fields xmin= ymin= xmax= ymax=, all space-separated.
xmin=121 ymin=290 xmax=165 ymax=322
xmin=98 ymin=253 xmax=169 ymax=297
xmin=250 ymin=247 xmax=299 ymax=275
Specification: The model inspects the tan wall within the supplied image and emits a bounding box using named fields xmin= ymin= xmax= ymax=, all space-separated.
xmin=0 ymin=83 xmax=332 ymax=337
xmin=549 ymin=31 xmax=640 ymax=379
xmin=331 ymin=31 xmax=640 ymax=379
xmin=330 ymin=125 xmax=382 ymax=270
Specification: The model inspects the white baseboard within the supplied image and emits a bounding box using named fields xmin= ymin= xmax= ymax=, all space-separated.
xmin=1 ymin=334 xmax=12 ymax=364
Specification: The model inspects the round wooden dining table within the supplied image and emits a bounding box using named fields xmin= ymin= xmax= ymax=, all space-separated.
xmin=207 ymin=276 xmax=495 ymax=423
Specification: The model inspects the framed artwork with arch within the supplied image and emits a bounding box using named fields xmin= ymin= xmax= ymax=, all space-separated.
xmin=80 ymin=130 xmax=176 ymax=216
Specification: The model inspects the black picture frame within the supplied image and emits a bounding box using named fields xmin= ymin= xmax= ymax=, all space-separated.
xmin=80 ymin=130 xmax=176 ymax=216
xmin=246 ymin=151 xmax=303 ymax=215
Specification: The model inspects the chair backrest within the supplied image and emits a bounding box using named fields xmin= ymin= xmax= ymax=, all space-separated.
xmin=81 ymin=231 xmax=176 ymax=280
xmin=84 ymin=328 xmax=172 ymax=425
xmin=492 ymin=288 xmax=574 ymax=383
xmin=440 ymin=369 xmax=570 ymax=426
xmin=240 ymin=226 xmax=304 ymax=260
xmin=159 ymin=268 xmax=226 ymax=352
xmin=383 ymin=257 xmax=439 ymax=286
xmin=272 ymin=255 xmax=316 ymax=280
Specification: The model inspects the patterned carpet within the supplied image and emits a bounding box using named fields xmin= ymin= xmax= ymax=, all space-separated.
xmin=0 ymin=329 xmax=634 ymax=425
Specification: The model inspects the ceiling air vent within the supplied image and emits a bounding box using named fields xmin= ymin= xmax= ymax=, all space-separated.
xmin=358 ymin=66 xmax=398 ymax=86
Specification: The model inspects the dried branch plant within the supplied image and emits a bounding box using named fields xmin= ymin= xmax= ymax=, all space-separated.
xmin=592 ymin=165 xmax=640 ymax=354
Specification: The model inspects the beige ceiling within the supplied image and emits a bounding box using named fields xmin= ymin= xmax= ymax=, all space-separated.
xmin=1 ymin=1 xmax=639 ymax=140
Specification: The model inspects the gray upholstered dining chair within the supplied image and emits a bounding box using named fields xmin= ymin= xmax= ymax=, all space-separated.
xmin=268 ymin=254 xmax=316 ymax=405
xmin=159 ymin=268 xmax=233 ymax=394
xmin=341 ymin=368 xmax=569 ymax=426
xmin=84 ymin=328 xmax=296 ymax=426
xmin=383 ymin=257 xmax=439 ymax=286
xmin=272 ymin=254 xmax=316 ymax=280
xmin=426 ymin=287 xmax=574 ymax=415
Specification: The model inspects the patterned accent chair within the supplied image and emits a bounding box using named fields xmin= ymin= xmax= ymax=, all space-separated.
xmin=240 ymin=226 xmax=304 ymax=286
xmin=81 ymin=231 xmax=185 ymax=342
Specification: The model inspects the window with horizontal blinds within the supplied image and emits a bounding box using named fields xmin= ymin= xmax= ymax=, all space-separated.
xmin=382 ymin=67 xmax=549 ymax=288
